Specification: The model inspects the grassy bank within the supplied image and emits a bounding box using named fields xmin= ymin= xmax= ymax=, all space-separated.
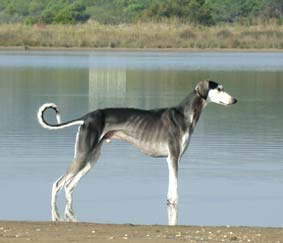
xmin=1 ymin=21 xmax=283 ymax=49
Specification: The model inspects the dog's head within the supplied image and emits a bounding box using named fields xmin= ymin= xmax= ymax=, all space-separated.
xmin=195 ymin=80 xmax=237 ymax=106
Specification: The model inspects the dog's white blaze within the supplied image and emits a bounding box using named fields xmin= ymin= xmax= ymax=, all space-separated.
xmin=207 ymin=89 xmax=234 ymax=106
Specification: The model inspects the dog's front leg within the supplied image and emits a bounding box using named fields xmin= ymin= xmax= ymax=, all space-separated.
xmin=166 ymin=154 xmax=179 ymax=225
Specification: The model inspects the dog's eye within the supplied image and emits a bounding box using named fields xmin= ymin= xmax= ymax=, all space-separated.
xmin=217 ymin=87 xmax=223 ymax=92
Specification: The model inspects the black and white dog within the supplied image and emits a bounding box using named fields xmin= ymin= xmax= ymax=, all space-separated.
xmin=37 ymin=80 xmax=237 ymax=225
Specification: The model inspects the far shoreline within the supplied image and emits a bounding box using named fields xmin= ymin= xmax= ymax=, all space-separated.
xmin=1 ymin=46 xmax=283 ymax=53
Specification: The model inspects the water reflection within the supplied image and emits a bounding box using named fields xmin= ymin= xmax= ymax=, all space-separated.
xmin=89 ymin=69 xmax=127 ymax=108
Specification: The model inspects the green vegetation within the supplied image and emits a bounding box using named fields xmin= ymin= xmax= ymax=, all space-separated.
xmin=0 ymin=0 xmax=282 ymax=25
xmin=0 ymin=0 xmax=282 ymax=49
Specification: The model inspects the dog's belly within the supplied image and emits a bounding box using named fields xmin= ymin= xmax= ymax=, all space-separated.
xmin=100 ymin=108 xmax=177 ymax=157
xmin=105 ymin=130 xmax=168 ymax=157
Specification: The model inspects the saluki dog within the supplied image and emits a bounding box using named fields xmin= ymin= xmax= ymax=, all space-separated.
xmin=37 ymin=80 xmax=237 ymax=225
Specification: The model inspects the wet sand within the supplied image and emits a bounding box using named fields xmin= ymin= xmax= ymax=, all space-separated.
xmin=0 ymin=221 xmax=282 ymax=243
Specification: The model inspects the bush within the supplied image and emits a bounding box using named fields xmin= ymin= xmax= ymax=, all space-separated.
xmin=0 ymin=0 xmax=282 ymax=25
xmin=142 ymin=0 xmax=214 ymax=25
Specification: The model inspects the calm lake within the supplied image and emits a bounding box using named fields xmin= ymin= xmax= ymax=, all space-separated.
xmin=0 ymin=51 xmax=282 ymax=226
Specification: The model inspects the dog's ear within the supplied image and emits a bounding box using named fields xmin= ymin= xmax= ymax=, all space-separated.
xmin=195 ymin=80 xmax=219 ymax=99
xmin=195 ymin=80 xmax=209 ymax=99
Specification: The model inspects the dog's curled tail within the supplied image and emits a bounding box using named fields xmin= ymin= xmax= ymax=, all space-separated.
xmin=37 ymin=103 xmax=84 ymax=130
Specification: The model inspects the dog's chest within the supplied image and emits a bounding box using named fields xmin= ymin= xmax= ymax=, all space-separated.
xmin=180 ymin=132 xmax=190 ymax=156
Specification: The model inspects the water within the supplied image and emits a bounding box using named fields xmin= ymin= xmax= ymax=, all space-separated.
xmin=0 ymin=51 xmax=282 ymax=226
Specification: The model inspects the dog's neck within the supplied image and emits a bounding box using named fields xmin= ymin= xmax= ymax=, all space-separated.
xmin=177 ymin=90 xmax=207 ymax=132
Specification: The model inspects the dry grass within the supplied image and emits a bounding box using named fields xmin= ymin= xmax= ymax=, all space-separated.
xmin=0 ymin=21 xmax=283 ymax=49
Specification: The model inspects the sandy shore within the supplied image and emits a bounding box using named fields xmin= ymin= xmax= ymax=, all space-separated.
xmin=0 ymin=221 xmax=282 ymax=243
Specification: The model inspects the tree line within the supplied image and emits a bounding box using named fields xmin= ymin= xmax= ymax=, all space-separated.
xmin=0 ymin=0 xmax=282 ymax=25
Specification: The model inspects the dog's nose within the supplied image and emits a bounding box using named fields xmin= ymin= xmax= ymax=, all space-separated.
xmin=232 ymin=97 xmax=237 ymax=104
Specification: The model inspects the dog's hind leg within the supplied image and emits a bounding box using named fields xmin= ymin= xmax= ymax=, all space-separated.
xmin=62 ymin=118 xmax=103 ymax=221
xmin=64 ymin=143 xmax=102 ymax=221
xmin=51 ymin=162 xmax=84 ymax=221
xmin=63 ymin=163 xmax=91 ymax=222
xmin=51 ymin=174 xmax=69 ymax=221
